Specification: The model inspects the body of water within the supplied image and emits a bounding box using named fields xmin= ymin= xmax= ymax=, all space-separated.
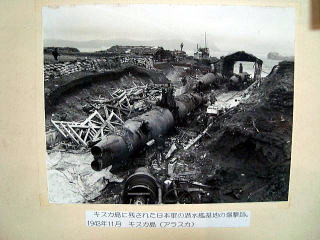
xmin=233 ymin=57 xmax=280 ymax=77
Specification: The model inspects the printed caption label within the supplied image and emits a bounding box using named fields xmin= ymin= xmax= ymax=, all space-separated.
xmin=86 ymin=211 xmax=250 ymax=228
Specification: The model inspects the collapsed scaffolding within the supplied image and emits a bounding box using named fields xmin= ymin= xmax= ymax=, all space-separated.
xmin=49 ymin=82 xmax=163 ymax=148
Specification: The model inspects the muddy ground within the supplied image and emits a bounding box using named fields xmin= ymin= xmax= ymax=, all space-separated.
xmin=46 ymin=59 xmax=293 ymax=204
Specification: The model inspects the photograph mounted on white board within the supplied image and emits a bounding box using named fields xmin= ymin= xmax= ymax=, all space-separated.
xmin=43 ymin=4 xmax=295 ymax=204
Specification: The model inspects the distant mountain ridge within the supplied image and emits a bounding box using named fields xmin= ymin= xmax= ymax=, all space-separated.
xmin=44 ymin=38 xmax=220 ymax=53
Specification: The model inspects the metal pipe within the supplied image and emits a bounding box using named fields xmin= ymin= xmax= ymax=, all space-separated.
xmin=91 ymin=92 xmax=206 ymax=171
xmin=175 ymin=93 xmax=206 ymax=119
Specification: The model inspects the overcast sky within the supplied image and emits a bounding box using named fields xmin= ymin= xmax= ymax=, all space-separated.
xmin=43 ymin=4 xmax=295 ymax=56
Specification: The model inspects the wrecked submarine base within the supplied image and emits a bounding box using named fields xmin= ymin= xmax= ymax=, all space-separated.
xmin=46 ymin=61 xmax=293 ymax=204
xmin=46 ymin=86 xmax=245 ymax=204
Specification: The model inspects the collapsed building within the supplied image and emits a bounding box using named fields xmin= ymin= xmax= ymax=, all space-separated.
xmin=214 ymin=51 xmax=263 ymax=80
xmin=213 ymin=51 xmax=263 ymax=90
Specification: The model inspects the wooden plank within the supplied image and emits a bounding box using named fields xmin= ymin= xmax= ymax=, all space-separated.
xmin=112 ymin=112 xmax=125 ymax=124
xmin=82 ymin=110 xmax=99 ymax=124
xmin=90 ymin=119 xmax=103 ymax=126
xmin=60 ymin=123 xmax=79 ymax=144
xmin=83 ymin=128 xmax=91 ymax=142
xmin=104 ymin=106 xmax=109 ymax=119
xmin=95 ymin=111 xmax=105 ymax=123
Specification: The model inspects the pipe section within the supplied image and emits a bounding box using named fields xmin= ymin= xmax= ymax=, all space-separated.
xmin=122 ymin=167 xmax=162 ymax=204
xmin=91 ymin=107 xmax=174 ymax=171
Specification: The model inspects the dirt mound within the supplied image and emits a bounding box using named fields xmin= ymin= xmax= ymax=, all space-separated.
xmin=154 ymin=62 xmax=174 ymax=72
xmin=250 ymin=61 xmax=294 ymax=110
xmin=206 ymin=61 xmax=294 ymax=202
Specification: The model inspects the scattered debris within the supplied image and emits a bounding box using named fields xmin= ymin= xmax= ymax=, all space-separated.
xmin=146 ymin=139 xmax=155 ymax=146
xmin=167 ymin=158 xmax=177 ymax=177
xmin=184 ymin=123 xmax=213 ymax=150
xmin=47 ymin=151 xmax=124 ymax=204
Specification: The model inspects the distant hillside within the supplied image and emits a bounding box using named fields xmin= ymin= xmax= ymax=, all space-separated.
xmin=44 ymin=38 xmax=219 ymax=53
xmin=267 ymin=52 xmax=294 ymax=61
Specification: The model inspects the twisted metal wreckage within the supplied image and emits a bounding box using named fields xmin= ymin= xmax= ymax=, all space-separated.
xmin=50 ymin=82 xmax=160 ymax=147
xmin=89 ymin=73 xmax=219 ymax=204
xmin=90 ymin=73 xmax=218 ymax=172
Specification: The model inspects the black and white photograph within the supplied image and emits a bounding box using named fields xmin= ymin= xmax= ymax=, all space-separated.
xmin=43 ymin=4 xmax=295 ymax=204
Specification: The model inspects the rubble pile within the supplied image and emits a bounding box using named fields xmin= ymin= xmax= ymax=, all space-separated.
xmin=46 ymin=151 xmax=124 ymax=204
xmin=44 ymin=56 xmax=154 ymax=81
xmin=44 ymin=58 xmax=116 ymax=81
xmin=120 ymin=56 xmax=154 ymax=69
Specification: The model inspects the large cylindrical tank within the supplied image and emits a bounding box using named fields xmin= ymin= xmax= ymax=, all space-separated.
xmin=198 ymin=73 xmax=216 ymax=85
xmin=91 ymin=107 xmax=174 ymax=171
xmin=193 ymin=73 xmax=220 ymax=91
xmin=175 ymin=93 xmax=205 ymax=119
